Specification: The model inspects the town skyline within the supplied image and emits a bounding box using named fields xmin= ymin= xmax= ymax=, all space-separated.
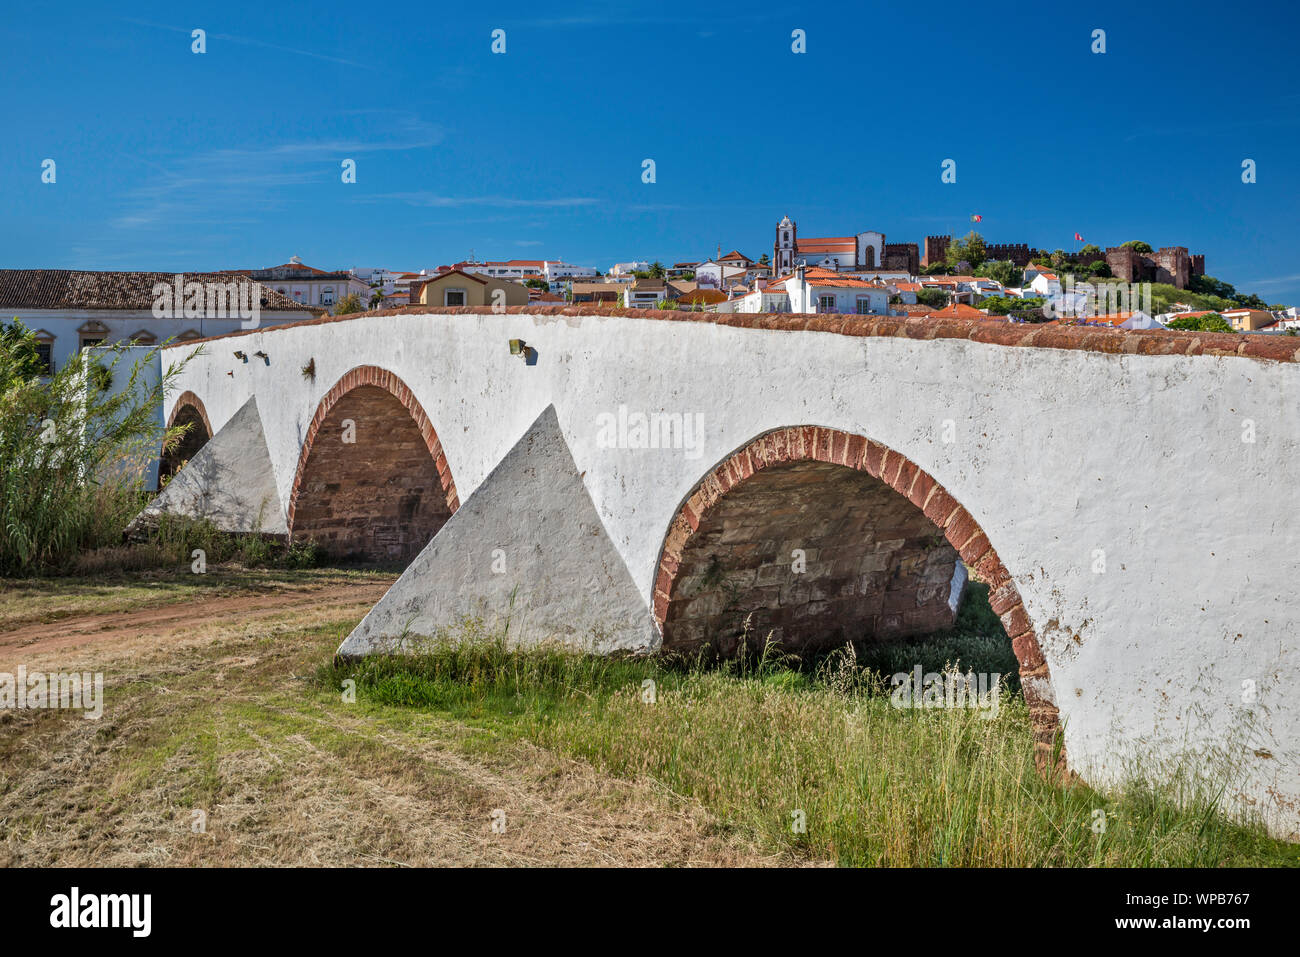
xmin=4 ymin=0 xmax=1299 ymax=301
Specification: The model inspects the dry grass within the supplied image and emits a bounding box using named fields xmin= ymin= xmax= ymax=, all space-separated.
xmin=0 ymin=580 xmax=799 ymax=867
xmin=0 ymin=566 xmax=389 ymax=633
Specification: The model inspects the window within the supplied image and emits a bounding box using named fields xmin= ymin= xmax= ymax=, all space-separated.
xmin=857 ymin=297 xmax=873 ymax=315
xmin=444 ymin=289 xmax=467 ymax=306
xmin=128 ymin=330 xmax=158 ymax=345
xmin=77 ymin=320 xmax=109 ymax=351
xmin=321 ymin=286 xmax=335 ymax=305
xmin=36 ymin=342 xmax=53 ymax=375
xmin=818 ymin=295 xmax=836 ymax=314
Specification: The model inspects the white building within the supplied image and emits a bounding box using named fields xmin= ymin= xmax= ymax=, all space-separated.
xmin=694 ymin=260 xmax=750 ymax=288
xmin=610 ymin=261 xmax=650 ymax=278
xmin=461 ymin=260 xmax=547 ymax=281
xmin=1028 ymin=270 xmax=1062 ymax=298
xmin=773 ymin=216 xmax=895 ymax=273
xmin=543 ymin=261 xmax=600 ymax=283
xmin=236 ymin=257 xmax=371 ymax=309
xmin=0 ymin=269 xmax=318 ymax=376
xmin=724 ymin=267 xmax=891 ymax=315
xmin=349 ymin=267 xmax=410 ymax=296
xmin=623 ymin=279 xmax=667 ymax=308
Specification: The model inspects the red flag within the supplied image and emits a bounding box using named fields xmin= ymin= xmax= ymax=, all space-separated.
xmin=1074 ymin=232 xmax=1082 ymax=241
xmin=971 ymin=214 xmax=982 ymax=222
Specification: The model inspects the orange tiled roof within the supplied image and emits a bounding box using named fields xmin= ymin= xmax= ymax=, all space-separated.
xmin=925 ymin=303 xmax=987 ymax=318
xmin=796 ymin=237 xmax=855 ymax=254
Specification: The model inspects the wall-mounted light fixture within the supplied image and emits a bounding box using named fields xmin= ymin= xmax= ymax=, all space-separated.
xmin=254 ymin=350 xmax=269 ymax=364
xmin=233 ymin=350 xmax=247 ymax=361
xmin=509 ymin=338 xmax=534 ymax=361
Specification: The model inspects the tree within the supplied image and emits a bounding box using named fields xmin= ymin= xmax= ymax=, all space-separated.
xmin=524 ymin=278 xmax=549 ymax=290
xmin=1166 ymin=313 xmax=1233 ymax=333
xmin=974 ymin=260 xmax=1020 ymax=288
xmin=1120 ymin=240 xmax=1153 ymax=253
xmin=976 ymin=295 xmax=1045 ymax=314
xmin=945 ymin=231 xmax=987 ymax=269
xmin=1 ymin=319 xmax=47 ymax=381
xmin=649 ymin=261 xmax=666 ymax=279
xmin=368 ymin=290 xmax=386 ymax=310
xmin=1232 ymin=293 xmax=1269 ymax=310
xmin=0 ymin=338 xmax=192 ymax=573
xmin=758 ymin=253 xmax=770 ymax=265
xmin=1188 ymin=275 xmax=1234 ymax=299
xmin=914 ymin=288 xmax=950 ymax=309
xmin=333 ymin=293 xmax=363 ymax=316
xmin=1079 ymin=244 xmax=1103 ymax=258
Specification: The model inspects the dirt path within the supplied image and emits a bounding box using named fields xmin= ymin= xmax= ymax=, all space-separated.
xmin=0 ymin=572 xmax=806 ymax=866
xmin=0 ymin=579 xmax=393 ymax=663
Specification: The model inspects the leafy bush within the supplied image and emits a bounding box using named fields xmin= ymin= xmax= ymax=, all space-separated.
xmin=0 ymin=327 xmax=190 ymax=575
xmin=1166 ymin=313 xmax=1234 ymax=333
xmin=914 ymin=288 xmax=950 ymax=309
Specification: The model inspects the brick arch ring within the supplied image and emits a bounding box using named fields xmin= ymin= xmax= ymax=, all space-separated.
xmin=286 ymin=365 xmax=460 ymax=534
xmin=166 ymin=390 xmax=213 ymax=437
xmin=651 ymin=425 xmax=1064 ymax=770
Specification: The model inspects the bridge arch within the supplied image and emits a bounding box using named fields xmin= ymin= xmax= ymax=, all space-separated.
xmin=161 ymin=391 xmax=213 ymax=485
xmin=287 ymin=366 xmax=459 ymax=562
xmin=652 ymin=425 xmax=1061 ymax=766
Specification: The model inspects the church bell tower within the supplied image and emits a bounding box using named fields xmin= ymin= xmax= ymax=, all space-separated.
xmin=774 ymin=216 xmax=796 ymax=274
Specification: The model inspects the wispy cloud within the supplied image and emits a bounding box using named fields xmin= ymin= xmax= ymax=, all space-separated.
xmin=513 ymin=9 xmax=783 ymax=28
xmin=375 ymin=192 xmax=598 ymax=209
xmin=111 ymin=116 xmax=444 ymax=230
xmin=117 ymin=17 xmax=377 ymax=70
xmin=1247 ymin=273 xmax=1300 ymax=288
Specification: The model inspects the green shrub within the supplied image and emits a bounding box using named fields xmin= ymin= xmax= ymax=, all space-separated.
xmin=0 ymin=330 xmax=192 ymax=575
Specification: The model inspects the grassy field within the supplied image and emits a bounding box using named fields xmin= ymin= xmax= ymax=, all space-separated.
xmin=324 ymin=602 xmax=1296 ymax=867
xmin=1 ymin=571 xmax=1295 ymax=867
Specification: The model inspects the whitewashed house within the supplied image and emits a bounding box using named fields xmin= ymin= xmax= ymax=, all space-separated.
xmin=775 ymin=266 xmax=891 ymax=315
xmin=0 ymin=269 xmax=318 ymax=376
xmin=232 ymin=257 xmax=370 ymax=310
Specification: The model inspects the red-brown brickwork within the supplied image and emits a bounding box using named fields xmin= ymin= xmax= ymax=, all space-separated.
xmin=660 ymin=459 xmax=963 ymax=656
xmin=652 ymin=426 xmax=1062 ymax=769
xmin=161 ymin=391 xmax=213 ymax=485
xmin=287 ymin=367 xmax=458 ymax=562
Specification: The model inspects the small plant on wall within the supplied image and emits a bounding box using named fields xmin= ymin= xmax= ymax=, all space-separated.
xmin=301 ymin=357 xmax=316 ymax=381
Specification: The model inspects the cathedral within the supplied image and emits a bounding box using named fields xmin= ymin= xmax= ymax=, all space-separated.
xmin=773 ymin=215 xmax=919 ymax=275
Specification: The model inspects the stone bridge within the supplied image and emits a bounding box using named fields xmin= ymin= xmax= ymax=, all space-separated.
xmin=140 ymin=305 xmax=1300 ymax=837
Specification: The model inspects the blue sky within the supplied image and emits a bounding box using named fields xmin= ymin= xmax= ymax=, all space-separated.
xmin=5 ymin=1 xmax=1299 ymax=302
